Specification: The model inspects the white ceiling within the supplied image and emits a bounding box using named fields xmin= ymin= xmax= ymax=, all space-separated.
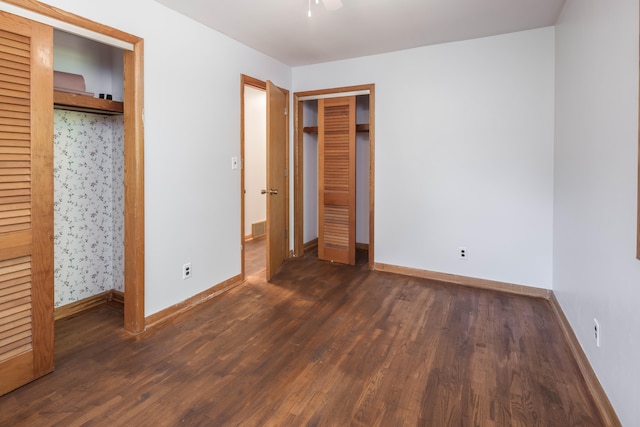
xmin=153 ymin=0 xmax=566 ymax=66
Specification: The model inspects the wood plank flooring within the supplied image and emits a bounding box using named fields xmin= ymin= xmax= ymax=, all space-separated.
xmin=0 ymin=250 xmax=604 ymax=426
xmin=245 ymin=237 xmax=266 ymax=277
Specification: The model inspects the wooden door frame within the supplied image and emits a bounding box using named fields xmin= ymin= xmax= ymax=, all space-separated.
xmin=240 ymin=75 xmax=290 ymax=280
xmin=5 ymin=0 xmax=145 ymax=333
xmin=293 ymin=84 xmax=375 ymax=268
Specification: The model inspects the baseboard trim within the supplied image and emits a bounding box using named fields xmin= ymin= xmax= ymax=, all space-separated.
xmin=548 ymin=293 xmax=621 ymax=426
xmin=144 ymin=274 xmax=243 ymax=329
xmin=303 ymin=238 xmax=318 ymax=251
xmin=54 ymin=290 xmax=124 ymax=321
xmin=303 ymin=240 xmax=369 ymax=252
xmin=356 ymin=243 xmax=369 ymax=251
xmin=373 ymin=262 xmax=552 ymax=299
xmin=111 ymin=290 xmax=125 ymax=305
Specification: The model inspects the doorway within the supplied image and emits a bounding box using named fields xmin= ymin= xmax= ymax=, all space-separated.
xmin=240 ymin=75 xmax=290 ymax=281
xmin=52 ymin=30 xmax=126 ymax=322
xmin=242 ymin=81 xmax=267 ymax=278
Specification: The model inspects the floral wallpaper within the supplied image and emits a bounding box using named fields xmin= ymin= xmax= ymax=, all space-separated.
xmin=53 ymin=110 xmax=124 ymax=308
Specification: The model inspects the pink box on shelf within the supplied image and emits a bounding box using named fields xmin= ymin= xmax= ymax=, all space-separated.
xmin=53 ymin=71 xmax=94 ymax=97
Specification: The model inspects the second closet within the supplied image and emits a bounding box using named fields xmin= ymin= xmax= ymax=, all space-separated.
xmin=301 ymin=93 xmax=371 ymax=265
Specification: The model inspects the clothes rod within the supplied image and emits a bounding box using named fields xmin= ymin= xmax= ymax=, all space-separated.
xmin=298 ymin=90 xmax=370 ymax=101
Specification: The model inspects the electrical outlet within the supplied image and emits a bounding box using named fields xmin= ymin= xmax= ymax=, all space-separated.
xmin=458 ymin=247 xmax=467 ymax=260
xmin=183 ymin=262 xmax=192 ymax=279
xmin=594 ymin=318 xmax=600 ymax=347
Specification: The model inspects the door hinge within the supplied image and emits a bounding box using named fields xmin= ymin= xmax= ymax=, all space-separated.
xmin=284 ymin=168 xmax=289 ymax=177
xmin=284 ymin=107 xmax=288 ymax=116
xmin=285 ymin=229 xmax=288 ymax=238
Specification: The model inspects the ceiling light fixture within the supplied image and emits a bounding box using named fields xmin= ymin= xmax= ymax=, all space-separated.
xmin=308 ymin=0 xmax=343 ymax=17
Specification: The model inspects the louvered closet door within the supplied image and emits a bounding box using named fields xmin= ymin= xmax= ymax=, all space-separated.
xmin=318 ymin=96 xmax=356 ymax=265
xmin=0 ymin=11 xmax=54 ymax=396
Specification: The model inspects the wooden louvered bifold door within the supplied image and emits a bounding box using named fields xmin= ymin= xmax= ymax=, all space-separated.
xmin=0 ymin=11 xmax=54 ymax=396
xmin=318 ymin=96 xmax=356 ymax=265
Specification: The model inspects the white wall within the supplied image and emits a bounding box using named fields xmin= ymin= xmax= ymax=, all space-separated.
xmin=244 ymin=86 xmax=266 ymax=236
xmin=42 ymin=0 xmax=291 ymax=316
xmin=294 ymin=28 xmax=555 ymax=288
xmin=554 ymin=1 xmax=640 ymax=425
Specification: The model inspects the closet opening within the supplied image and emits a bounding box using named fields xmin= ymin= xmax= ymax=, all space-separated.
xmin=0 ymin=0 xmax=144 ymax=396
xmin=0 ymin=0 xmax=146 ymax=333
xmin=52 ymin=30 xmax=126 ymax=322
xmin=293 ymin=84 xmax=375 ymax=268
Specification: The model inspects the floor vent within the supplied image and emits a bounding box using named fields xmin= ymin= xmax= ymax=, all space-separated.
xmin=252 ymin=220 xmax=266 ymax=239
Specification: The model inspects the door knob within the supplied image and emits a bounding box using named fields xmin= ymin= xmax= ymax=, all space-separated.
xmin=261 ymin=189 xmax=278 ymax=195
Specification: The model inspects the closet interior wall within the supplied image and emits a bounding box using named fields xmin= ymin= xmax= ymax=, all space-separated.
xmin=355 ymin=95 xmax=370 ymax=246
xmin=53 ymin=30 xmax=125 ymax=308
xmin=302 ymin=95 xmax=370 ymax=250
xmin=302 ymin=100 xmax=318 ymax=245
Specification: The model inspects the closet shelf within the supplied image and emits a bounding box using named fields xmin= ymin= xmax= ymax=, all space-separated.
xmin=303 ymin=123 xmax=370 ymax=133
xmin=54 ymin=91 xmax=124 ymax=115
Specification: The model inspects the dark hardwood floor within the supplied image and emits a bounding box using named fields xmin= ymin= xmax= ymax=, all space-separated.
xmin=0 ymin=250 xmax=603 ymax=426
xmin=245 ymin=236 xmax=266 ymax=277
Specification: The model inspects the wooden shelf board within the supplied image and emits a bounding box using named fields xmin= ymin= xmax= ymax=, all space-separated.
xmin=54 ymin=91 xmax=123 ymax=115
xmin=303 ymin=123 xmax=370 ymax=133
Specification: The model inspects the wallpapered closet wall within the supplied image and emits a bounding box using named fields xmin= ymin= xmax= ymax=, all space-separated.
xmin=53 ymin=111 xmax=124 ymax=307
xmin=53 ymin=30 xmax=125 ymax=308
